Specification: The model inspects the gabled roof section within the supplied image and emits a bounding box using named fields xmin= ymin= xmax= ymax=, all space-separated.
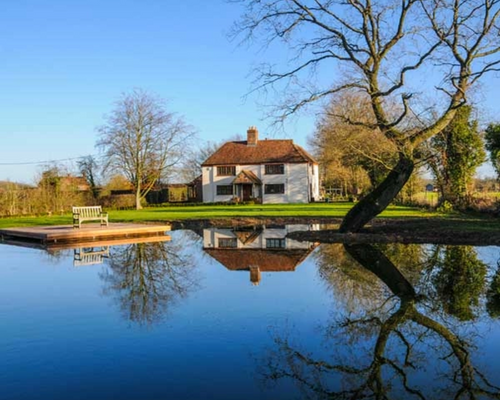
xmin=201 ymin=139 xmax=318 ymax=166
xmin=234 ymin=230 xmax=261 ymax=245
xmin=188 ymin=175 xmax=202 ymax=186
xmin=232 ymin=170 xmax=262 ymax=185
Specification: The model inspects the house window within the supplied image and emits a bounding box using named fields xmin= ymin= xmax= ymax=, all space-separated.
xmin=264 ymin=184 xmax=285 ymax=194
xmin=265 ymin=164 xmax=284 ymax=175
xmin=217 ymin=166 xmax=236 ymax=176
xmin=217 ymin=185 xmax=233 ymax=195
xmin=218 ymin=238 xmax=237 ymax=248
xmin=266 ymin=238 xmax=286 ymax=249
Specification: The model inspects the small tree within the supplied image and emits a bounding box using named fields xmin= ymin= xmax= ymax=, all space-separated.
xmin=77 ymin=155 xmax=100 ymax=200
xmin=37 ymin=165 xmax=65 ymax=213
xmin=309 ymin=92 xmax=398 ymax=196
xmin=97 ymin=89 xmax=194 ymax=209
xmin=485 ymin=123 xmax=500 ymax=180
xmin=426 ymin=106 xmax=486 ymax=209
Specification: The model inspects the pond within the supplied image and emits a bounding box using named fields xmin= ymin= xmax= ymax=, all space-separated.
xmin=1 ymin=225 xmax=500 ymax=399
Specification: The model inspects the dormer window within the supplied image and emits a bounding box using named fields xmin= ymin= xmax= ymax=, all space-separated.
xmin=265 ymin=164 xmax=284 ymax=175
xmin=217 ymin=166 xmax=236 ymax=176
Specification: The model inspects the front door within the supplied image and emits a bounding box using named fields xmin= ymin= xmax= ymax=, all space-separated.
xmin=242 ymin=185 xmax=252 ymax=201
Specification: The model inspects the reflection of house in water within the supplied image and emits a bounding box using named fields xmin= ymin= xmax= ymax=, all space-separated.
xmin=203 ymin=225 xmax=319 ymax=285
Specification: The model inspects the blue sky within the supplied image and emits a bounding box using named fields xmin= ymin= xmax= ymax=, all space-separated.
xmin=0 ymin=0 xmax=312 ymax=183
xmin=0 ymin=0 xmax=498 ymax=183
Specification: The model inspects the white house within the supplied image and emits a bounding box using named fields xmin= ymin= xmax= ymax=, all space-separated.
xmin=201 ymin=126 xmax=319 ymax=203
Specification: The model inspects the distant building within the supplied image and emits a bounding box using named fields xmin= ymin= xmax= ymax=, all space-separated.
xmin=201 ymin=126 xmax=320 ymax=203
xmin=203 ymin=225 xmax=318 ymax=285
xmin=39 ymin=174 xmax=90 ymax=192
xmin=60 ymin=176 xmax=90 ymax=192
xmin=145 ymin=176 xmax=203 ymax=204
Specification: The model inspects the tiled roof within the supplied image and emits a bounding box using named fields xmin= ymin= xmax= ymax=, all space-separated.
xmin=232 ymin=170 xmax=262 ymax=185
xmin=204 ymin=247 xmax=317 ymax=272
xmin=201 ymin=139 xmax=317 ymax=166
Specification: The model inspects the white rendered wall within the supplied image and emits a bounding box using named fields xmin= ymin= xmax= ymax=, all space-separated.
xmin=202 ymin=227 xmax=316 ymax=250
xmin=202 ymin=166 xmax=235 ymax=203
xmin=202 ymin=162 xmax=318 ymax=204
xmin=202 ymin=167 xmax=214 ymax=203
xmin=309 ymin=164 xmax=320 ymax=201
xmin=261 ymin=163 xmax=288 ymax=203
xmin=281 ymin=163 xmax=308 ymax=203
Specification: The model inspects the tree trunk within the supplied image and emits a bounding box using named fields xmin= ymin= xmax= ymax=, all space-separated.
xmin=136 ymin=189 xmax=142 ymax=210
xmin=343 ymin=243 xmax=416 ymax=299
xmin=340 ymin=153 xmax=414 ymax=233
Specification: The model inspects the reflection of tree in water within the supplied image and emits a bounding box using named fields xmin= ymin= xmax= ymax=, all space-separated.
xmin=487 ymin=264 xmax=500 ymax=318
xmin=264 ymin=243 xmax=500 ymax=399
xmin=101 ymin=238 xmax=197 ymax=325
xmin=43 ymin=249 xmax=72 ymax=263
xmin=432 ymin=246 xmax=487 ymax=321
xmin=314 ymin=243 xmax=426 ymax=314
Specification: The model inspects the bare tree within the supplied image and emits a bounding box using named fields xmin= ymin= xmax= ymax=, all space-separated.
xmin=97 ymin=89 xmax=195 ymax=209
xmin=233 ymin=0 xmax=500 ymax=232
xmin=178 ymin=140 xmax=221 ymax=183
xmin=176 ymin=133 xmax=245 ymax=183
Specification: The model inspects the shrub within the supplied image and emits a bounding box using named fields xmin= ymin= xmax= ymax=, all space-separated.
xmin=465 ymin=196 xmax=500 ymax=215
xmin=436 ymin=200 xmax=454 ymax=214
xmin=100 ymin=194 xmax=135 ymax=210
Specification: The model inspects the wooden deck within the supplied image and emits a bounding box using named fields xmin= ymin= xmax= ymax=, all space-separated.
xmin=0 ymin=233 xmax=172 ymax=251
xmin=0 ymin=223 xmax=171 ymax=243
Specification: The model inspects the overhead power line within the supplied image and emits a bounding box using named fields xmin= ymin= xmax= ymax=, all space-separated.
xmin=0 ymin=154 xmax=102 ymax=166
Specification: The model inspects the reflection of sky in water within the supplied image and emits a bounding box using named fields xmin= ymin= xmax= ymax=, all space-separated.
xmin=0 ymin=229 xmax=499 ymax=400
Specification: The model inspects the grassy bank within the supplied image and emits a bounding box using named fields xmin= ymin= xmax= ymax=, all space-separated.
xmin=0 ymin=202 xmax=474 ymax=229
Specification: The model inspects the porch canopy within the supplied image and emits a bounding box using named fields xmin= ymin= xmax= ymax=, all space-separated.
xmin=232 ymin=170 xmax=262 ymax=185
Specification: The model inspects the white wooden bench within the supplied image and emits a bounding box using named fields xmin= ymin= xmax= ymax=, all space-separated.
xmin=72 ymin=206 xmax=108 ymax=228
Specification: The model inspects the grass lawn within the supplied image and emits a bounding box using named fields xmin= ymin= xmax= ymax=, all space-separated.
xmin=0 ymin=202 xmax=471 ymax=229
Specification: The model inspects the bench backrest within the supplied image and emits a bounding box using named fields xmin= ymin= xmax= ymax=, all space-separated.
xmin=73 ymin=206 xmax=102 ymax=218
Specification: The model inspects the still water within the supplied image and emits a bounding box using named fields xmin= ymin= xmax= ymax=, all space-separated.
xmin=1 ymin=225 xmax=500 ymax=400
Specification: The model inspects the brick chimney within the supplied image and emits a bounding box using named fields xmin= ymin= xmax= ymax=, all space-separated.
xmin=247 ymin=126 xmax=258 ymax=146
xmin=249 ymin=266 xmax=261 ymax=286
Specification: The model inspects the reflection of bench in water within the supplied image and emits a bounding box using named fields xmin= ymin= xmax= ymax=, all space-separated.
xmin=73 ymin=246 xmax=110 ymax=267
